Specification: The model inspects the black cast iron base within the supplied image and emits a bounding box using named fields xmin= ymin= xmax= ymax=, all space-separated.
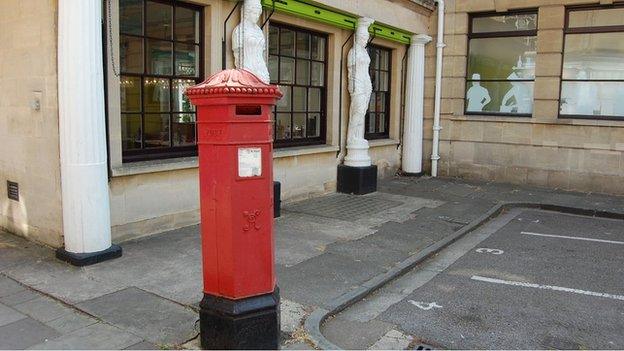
xmin=273 ymin=181 xmax=281 ymax=218
xmin=55 ymin=244 xmax=122 ymax=266
xmin=337 ymin=164 xmax=378 ymax=195
xmin=199 ymin=288 xmax=280 ymax=350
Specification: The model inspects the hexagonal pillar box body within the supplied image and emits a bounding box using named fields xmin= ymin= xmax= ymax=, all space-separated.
xmin=186 ymin=69 xmax=282 ymax=350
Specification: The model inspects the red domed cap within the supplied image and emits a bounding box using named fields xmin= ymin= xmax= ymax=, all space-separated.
xmin=185 ymin=69 xmax=282 ymax=98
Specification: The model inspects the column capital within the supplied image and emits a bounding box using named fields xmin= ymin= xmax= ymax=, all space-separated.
xmin=411 ymin=34 xmax=432 ymax=45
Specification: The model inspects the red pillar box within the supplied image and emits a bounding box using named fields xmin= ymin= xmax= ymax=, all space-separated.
xmin=186 ymin=69 xmax=282 ymax=350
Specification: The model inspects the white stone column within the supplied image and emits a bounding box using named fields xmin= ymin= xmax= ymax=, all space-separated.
xmin=57 ymin=0 xmax=115 ymax=259
xmin=402 ymin=34 xmax=432 ymax=174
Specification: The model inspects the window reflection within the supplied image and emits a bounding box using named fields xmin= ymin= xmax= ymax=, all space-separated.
xmin=146 ymin=1 xmax=172 ymax=40
xmin=120 ymin=0 xmax=143 ymax=35
xmin=143 ymin=78 xmax=170 ymax=112
xmin=560 ymin=7 xmax=624 ymax=119
xmin=120 ymin=35 xmax=143 ymax=73
xmin=472 ymin=13 xmax=537 ymax=33
xmin=562 ymin=33 xmax=624 ymax=80
xmin=568 ymin=7 xmax=624 ymax=28
xmin=120 ymin=76 xmax=141 ymax=112
xmin=366 ymin=45 xmax=391 ymax=139
xmin=118 ymin=0 xmax=202 ymax=161
xmin=146 ymin=39 xmax=173 ymax=75
xmin=144 ymin=114 xmax=170 ymax=148
xmin=466 ymin=12 xmax=537 ymax=115
xmin=269 ymin=24 xmax=327 ymax=146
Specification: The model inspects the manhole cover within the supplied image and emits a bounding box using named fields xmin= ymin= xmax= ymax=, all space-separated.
xmin=284 ymin=193 xmax=402 ymax=221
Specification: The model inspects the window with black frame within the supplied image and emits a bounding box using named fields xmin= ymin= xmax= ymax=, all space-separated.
xmin=118 ymin=0 xmax=202 ymax=162
xmin=466 ymin=11 xmax=537 ymax=116
xmin=268 ymin=23 xmax=327 ymax=147
xmin=560 ymin=5 xmax=624 ymax=120
xmin=366 ymin=45 xmax=391 ymax=139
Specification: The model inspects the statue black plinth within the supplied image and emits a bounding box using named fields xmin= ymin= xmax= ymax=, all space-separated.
xmin=337 ymin=164 xmax=378 ymax=195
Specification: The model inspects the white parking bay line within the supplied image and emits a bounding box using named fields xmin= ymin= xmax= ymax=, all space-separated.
xmin=471 ymin=275 xmax=624 ymax=301
xmin=521 ymin=231 xmax=624 ymax=245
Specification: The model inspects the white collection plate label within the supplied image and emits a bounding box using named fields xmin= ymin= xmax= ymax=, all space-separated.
xmin=238 ymin=148 xmax=262 ymax=177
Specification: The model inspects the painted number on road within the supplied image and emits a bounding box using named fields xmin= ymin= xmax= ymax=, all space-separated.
xmin=475 ymin=248 xmax=504 ymax=255
xmin=408 ymin=300 xmax=442 ymax=310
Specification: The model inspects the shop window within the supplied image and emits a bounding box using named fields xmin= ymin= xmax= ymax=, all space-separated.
xmin=560 ymin=5 xmax=624 ymax=120
xmin=268 ymin=23 xmax=327 ymax=147
xmin=118 ymin=0 xmax=203 ymax=162
xmin=466 ymin=11 xmax=537 ymax=116
xmin=365 ymin=45 xmax=391 ymax=139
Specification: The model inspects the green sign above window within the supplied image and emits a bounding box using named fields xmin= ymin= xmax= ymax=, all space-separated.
xmin=260 ymin=0 xmax=413 ymax=44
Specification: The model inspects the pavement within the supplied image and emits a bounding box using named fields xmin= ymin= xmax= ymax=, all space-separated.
xmin=1 ymin=176 xmax=624 ymax=349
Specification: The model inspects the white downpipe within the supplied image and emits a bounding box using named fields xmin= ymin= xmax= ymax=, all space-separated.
xmin=431 ymin=0 xmax=445 ymax=177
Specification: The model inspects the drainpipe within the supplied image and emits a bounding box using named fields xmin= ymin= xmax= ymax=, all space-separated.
xmin=431 ymin=0 xmax=445 ymax=177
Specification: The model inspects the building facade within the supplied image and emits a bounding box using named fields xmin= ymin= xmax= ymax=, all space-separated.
xmin=1 ymin=0 xmax=623 ymax=252
xmin=0 ymin=0 xmax=432 ymax=250
xmin=429 ymin=0 xmax=624 ymax=194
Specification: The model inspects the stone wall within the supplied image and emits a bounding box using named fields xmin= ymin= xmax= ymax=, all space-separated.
xmin=0 ymin=0 xmax=64 ymax=247
xmin=424 ymin=0 xmax=624 ymax=195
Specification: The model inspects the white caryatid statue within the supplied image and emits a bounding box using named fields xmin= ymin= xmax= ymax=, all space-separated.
xmin=232 ymin=0 xmax=270 ymax=84
xmin=344 ymin=17 xmax=375 ymax=168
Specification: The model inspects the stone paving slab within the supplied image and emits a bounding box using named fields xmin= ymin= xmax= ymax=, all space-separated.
xmin=325 ymin=238 xmax=409 ymax=269
xmin=76 ymin=287 xmax=198 ymax=346
xmin=0 ymin=303 xmax=26 ymax=327
xmin=275 ymin=213 xmax=350 ymax=267
xmin=278 ymin=252 xmax=386 ymax=309
xmin=13 ymin=295 xmax=74 ymax=323
xmin=124 ymin=340 xmax=159 ymax=350
xmin=3 ymin=261 xmax=129 ymax=305
xmin=0 ymin=276 xmax=26 ymax=297
xmin=46 ymin=311 xmax=98 ymax=334
xmin=0 ymin=289 xmax=40 ymax=306
xmin=0 ymin=317 xmax=60 ymax=349
xmin=0 ymin=235 xmax=54 ymax=272
xmin=28 ymin=322 xmax=143 ymax=350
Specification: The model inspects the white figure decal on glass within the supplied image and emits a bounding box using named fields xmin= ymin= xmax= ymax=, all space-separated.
xmin=500 ymin=72 xmax=532 ymax=114
xmin=466 ymin=73 xmax=491 ymax=112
